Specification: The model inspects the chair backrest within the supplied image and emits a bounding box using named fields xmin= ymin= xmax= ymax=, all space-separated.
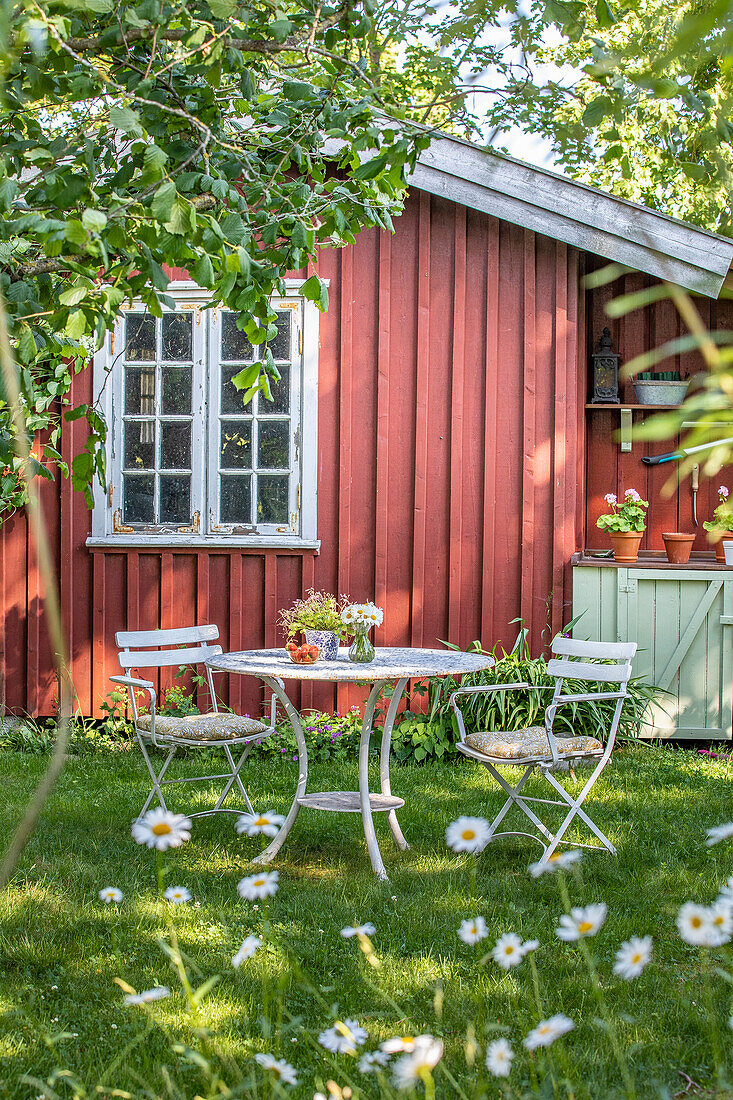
xmin=547 ymin=636 xmax=637 ymax=687
xmin=115 ymin=624 xmax=223 ymax=671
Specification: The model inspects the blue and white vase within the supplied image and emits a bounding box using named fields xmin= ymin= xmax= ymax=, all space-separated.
xmin=305 ymin=629 xmax=339 ymax=660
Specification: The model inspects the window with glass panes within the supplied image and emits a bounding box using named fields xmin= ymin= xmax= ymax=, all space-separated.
xmin=102 ymin=293 xmax=311 ymax=541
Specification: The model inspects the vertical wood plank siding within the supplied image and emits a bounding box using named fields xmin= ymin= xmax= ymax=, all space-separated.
xmin=2 ymin=191 xmax=587 ymax=717
xmin=583 ymin=265 xmax=733 ymax=553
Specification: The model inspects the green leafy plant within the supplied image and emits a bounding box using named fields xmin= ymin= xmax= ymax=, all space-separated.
xmin=596 ymin=488 xmax=649 ymax=533
xmin=278 ymin=590 xmax=349 ymax=640
xmin=703 ymin=485 xmax=733 ymax=533
xmin=256 ymin=706 xmax=364 ymax=763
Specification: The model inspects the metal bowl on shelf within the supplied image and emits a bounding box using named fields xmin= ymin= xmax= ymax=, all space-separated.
xmin=633 ymin=379 xmax=689 ymax=406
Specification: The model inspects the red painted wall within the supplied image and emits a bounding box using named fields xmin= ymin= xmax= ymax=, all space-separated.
xmin=583 ymin=265 xmax=733 ymax=552
xmin=2 ymin=190 xmax=585 ymax=717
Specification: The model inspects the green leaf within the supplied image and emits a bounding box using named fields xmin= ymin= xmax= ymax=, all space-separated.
xmin=65 ymin=310 xmax=88 ymax=338
xmin=151 ymin=180 xmax=177 ymax=222
xmin=301 ymin=274 xmax=328 ymax=311
xmin=231 ymin=364 xmax=260 ymax=391
xmin=164 ymin=198 xmax=196 ymax=236
xmin=59 ymin=285 xmax=89 ymax=306
xmin=208 ymin=0 xmax=237 ymax=16
xmin=82 ymin=209 xmax=107 ymax=233
xmin=354 ymin=153 xmax=388 ymax=180
xmin=192 ymin=253 xmax=215 ymax=288
xmin=109 ymin=105 xmax=142 ymax=136
xmin=143 ymin=144 xmax=168 ymax=174
xmin=595 ymin=0 xmax=616 ymax=28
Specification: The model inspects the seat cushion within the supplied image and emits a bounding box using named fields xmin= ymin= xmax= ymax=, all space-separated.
xmin=465 ymin=725 xmax=603 ymax=761
xmin=137 ymin=712 xmax=269 ymax=742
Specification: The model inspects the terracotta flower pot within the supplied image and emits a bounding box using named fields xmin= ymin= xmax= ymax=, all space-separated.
xmin=609 ymin=531 xmax=643 ymax=563
xmin=662 ymin=532 xmax=695 ymax=565
xmin=714 ymin=533 xmax=733 ymax=563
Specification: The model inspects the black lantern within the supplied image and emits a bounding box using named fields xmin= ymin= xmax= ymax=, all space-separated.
xmin=591 ymin=327 xmax=620 ymax=404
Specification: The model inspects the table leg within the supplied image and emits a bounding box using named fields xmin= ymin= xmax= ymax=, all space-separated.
xmin=380 ymin=676 xmax=410 ymax=851
xmin=359 ymin=679 xmax=390 ymax=880
xmin=251 ymin=674 xmax=308 ymax=865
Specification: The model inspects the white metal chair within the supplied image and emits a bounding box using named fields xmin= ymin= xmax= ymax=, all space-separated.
xmin=112 ymin=625 xmax=279 ymax=820
xmin=450 ymin=637 xmax=638 ymax=866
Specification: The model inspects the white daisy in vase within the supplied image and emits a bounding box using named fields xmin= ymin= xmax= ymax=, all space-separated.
xmin=164 ymin=886 xmax=191 ymax=904
xmin=523 ymin=1014 xmax=574 ymax=1051
xmin=237 ymin=870 xmax=279 ymax=901
xmin=485 ymin=1037 xmax=513 ymax=1078
xmin=613 ymin=936 xmax=652 ymax=979
xmin=318 ymin=1019 xmax=368 ymax=1055
xmin=99 ymin=887 xmax=123 ymax=904
xmin=556 ymin=903 xmax=607 ymax=941
xmin=254 ymin=1052 xmax=298 ymax=1086
xmin=232 ymin=935 xmax=262 ymax=967
xmin=391 ymin=1035 xmax=443 ymax=1090
xmin=236 ymin=811 xmax=285 ymax=838
xmin=445 ymin=816 xmax=490 ymax=854
xmin=131 ymin=808 xmax=191 ymax=851
xmin=458 ymin=917 xmax=488 ymax=945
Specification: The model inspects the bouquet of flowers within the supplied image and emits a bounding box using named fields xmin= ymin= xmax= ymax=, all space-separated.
xmin=596 ymin=488 xmax=649 ymax=533
xmin=341 ymin=602 xmax=384 ymax=633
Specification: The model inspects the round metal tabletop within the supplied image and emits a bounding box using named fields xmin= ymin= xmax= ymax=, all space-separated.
xmin=206 ymin=646 xmax=494 ymax=682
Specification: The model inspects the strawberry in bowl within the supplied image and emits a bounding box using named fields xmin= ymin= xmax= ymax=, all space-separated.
xmin=286 ymin=641 xmax=321 ymax=664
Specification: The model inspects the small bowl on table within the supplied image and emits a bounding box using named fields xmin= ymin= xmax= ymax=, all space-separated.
xmin=286 ymin=641 xmax=321 ymax=664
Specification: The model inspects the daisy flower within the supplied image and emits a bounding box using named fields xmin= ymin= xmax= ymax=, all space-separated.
xmin=485 ymin=1038 xmax=513 ymax=1078
xmin=491 ymin=932 xmax=539 ymax=969
xmin=318 ymin=1019 xmax=368 ymax=1055
xmin=556 ymin=903 xmax=607 ymax=941
xmin=358 ymin=1050 xmax=390 ymax=1073
xmin=676 ymin=902 xmax=721 ymax=946
xmin=236 ymin=811 xmax=286 ymax=838
xmin=164 ymin=886 xmax=191 ymax=904
xmin=254 ymin=1053 xmax=298 ymax=1086
xmin=392 ymin=1035 xmax=443 ymax=1089
xmin=380 ymin=1037 xmax=417 ymax=1054
xmin=341 ymin=923 xmax=376 ymax=938
xmin=529 ymin=850 xmax=582 ymax=877
xmin=523 ymin=1014 xmax=574 ymax=1051
xmin=717 ymin=876 xmax=733 ymax=910
xmin=613 ymin=936 xmax=652 ymax=979
xmin=710 ymin=902 xmax=733 ymax=945
xmin=445 ymin=816 xmax=490 ymax=854
xmin=131 ymin=808 xmax=191 ymax=851
xmin=232 ymin=935 xmax=262 ymax=967
xmin=458 ymin=917 xmax=488 ymax=945
xmin=99 ymin=887 xmax=123 ymax=904
xmin=237 ymin=870 xmax=279 ymax=901
xmin=706 ymin=822 xmax=733 ymax=846
xmin=123 ymin=986 xmax=170 ymax=1006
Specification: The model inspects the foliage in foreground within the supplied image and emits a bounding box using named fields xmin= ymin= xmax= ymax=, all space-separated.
xmin=2 ymin=747 xmax=733 ymax=1098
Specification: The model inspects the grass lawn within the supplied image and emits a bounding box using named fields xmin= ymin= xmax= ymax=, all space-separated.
xmin=1 ymin=741 xmax=733 ymax=1098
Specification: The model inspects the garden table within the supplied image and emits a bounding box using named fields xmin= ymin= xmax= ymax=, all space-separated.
xmin=206 ymin=647 xmax=494 ymax=879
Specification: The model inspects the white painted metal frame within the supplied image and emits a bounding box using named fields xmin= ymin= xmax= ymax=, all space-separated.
xmin=89 ymin=281 xmax=320 ymax=548
xmin=450 ymin=637 xmax=637 ymax=866
xmin=113 ymin=624 xmax=280 ymax=819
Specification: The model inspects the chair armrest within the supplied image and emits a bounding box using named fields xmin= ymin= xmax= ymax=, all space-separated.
xmin=109 ymin=675 xmax=157 ymax=722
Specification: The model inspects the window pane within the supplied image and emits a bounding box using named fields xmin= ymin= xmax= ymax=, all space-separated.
xmin=124 ymin=421 xmax=155 ymax=470
xmin=269 ymin=312 xmax=291 ymax=359
xmin=258 ymin=421 xmax=289 ymax=469
xmin=124 ymin=474 xmax=154 ymax=523
xmin=161 ymin=365 xmax=192 ymax=415
xmin=160 ymin=421 xmax=191 ymax=470
xmin=125 ymin=367 xmax=155 ymax=416
xmin=220 ymin=363 xmax=252 ymax=414
xmin=125 ymin=314 xmax=156 ymax=361
xmin=220 ymin=420 xmax=251 ymax=469
xmin=257 ymin=475 xmax=289 ymax=524
xmin=267 ymin=363 xmax=290 ymax=414
xmin=221 ymin=312 xmax=253 ymax=361
xmin=220 ymin=474 xmax=252 ymax=524
xmin=160 ymin=474 xmax=190 ymax=523
xmin=162 ymin=313 xmax=192 ymax=361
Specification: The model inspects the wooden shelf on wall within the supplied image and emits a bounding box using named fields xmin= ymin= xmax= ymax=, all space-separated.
xmin=585 ymin=403 xmax=680 ymax=411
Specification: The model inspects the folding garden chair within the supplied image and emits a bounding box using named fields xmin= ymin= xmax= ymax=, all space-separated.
xmin=450 ymin=637 xmax=638 ymax=865
xmin=112 ymin=625 xmax=280 ymax=820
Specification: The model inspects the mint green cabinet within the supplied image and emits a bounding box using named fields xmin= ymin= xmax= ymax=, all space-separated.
xmin=572 ymin=566 xmax=733 ymax=739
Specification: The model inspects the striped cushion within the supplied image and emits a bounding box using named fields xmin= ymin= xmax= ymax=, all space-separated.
xmin=465 ymin=725 xmax=603 ymax=761
xmin=137 ymin=712 xmax=268 ymax=742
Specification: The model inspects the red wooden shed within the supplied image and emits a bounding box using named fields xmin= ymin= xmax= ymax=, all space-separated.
xmin=4 ymin=131 xmax=733 ymax=732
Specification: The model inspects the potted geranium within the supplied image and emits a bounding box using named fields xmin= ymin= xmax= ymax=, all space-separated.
xmin=703 ymin=486 xmax=733 ymax=562
xmin=596 ymin=489 xmax=649 ymax=563
xmin=278 ymin=590 xmax=348 ymax=660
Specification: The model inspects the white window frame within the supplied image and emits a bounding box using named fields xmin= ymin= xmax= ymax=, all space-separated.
xmin=87 ymin=280 xmax=320 ymax=549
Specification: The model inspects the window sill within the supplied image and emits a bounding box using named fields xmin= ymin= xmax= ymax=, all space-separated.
xmin=86 ymin=535 xmax=320 ymax=552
